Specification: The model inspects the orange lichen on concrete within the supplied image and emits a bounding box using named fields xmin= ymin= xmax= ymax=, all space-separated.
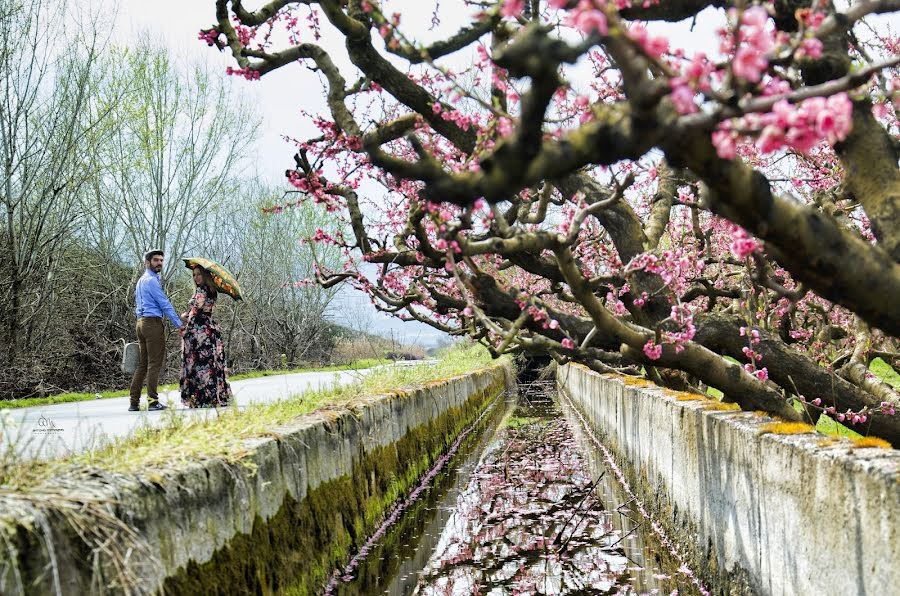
xmin=758 ymin=422 xmax=817 ymax=436
xmin=673 ymin=393 xmax=706 ymax=401
xmin=701 ymin=402 xmax=741 ymax=411
xmin=621 ymin=376 xmax=654 ymax=387
xmin=848 ymin=436 xmax=893 ymax=449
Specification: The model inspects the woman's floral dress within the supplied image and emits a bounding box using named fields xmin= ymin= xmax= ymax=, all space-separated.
xmin=180 ymin=285 xmax=232 ymax=407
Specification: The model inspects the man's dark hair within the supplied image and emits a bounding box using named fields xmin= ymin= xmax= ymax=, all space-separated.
xmin=144 ymin=249 xmax=164 ymax=262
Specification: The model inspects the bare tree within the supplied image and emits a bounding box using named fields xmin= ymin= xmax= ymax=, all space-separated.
xmin=0 ymin=0 xmax=111 ymax=363
xmin=93 ymin=34 xmax=260 ymax=284
xmin=216 ymin=179 xmax=344 ymax=368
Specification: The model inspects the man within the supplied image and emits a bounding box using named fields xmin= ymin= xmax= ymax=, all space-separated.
xmin=129 ymin=249 xmax=182 ymax=412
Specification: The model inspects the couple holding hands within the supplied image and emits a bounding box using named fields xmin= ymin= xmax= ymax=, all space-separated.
xmin=128 ymin=249 xmax=233 ymax=411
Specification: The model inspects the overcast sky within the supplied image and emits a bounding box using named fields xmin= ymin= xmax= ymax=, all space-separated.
xmin=108 ymin=1 xmax=474 ymax=346
xmin=110 ymin=1 xmax=896 ymax=346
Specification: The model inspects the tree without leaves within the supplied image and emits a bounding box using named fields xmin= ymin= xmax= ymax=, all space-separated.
xmin=202 ymin=178 xmax=346 ymax=368
xmin=94 ymin=34 xmax=261 ymax=285
xmin=207 ymin=0 xmax=900 ymax=443
xmin=0 ymin=0 xmax=109 ymax=364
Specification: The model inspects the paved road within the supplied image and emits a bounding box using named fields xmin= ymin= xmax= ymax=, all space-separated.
xmin=1 ymin=368 xmax=376 ymax=461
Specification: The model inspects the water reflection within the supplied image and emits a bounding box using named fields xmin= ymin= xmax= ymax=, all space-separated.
xmin=414 ymin=383 xmax=689 ymax=595
xmin=332 ymin=382 xmax=695 ymax=595
xmin=332 ymin=394 xmax=511 ymax=595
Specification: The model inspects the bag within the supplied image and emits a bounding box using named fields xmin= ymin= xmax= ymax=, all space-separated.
xmin=122 ymin=341 xmax=140 ymax=374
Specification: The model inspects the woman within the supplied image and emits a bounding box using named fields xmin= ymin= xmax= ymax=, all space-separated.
xmin=180 ymin=266 xmax=233 ymax=408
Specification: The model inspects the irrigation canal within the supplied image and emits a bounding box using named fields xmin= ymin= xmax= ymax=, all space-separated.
xmin=322 ymin=379 xmax=703 ymax=595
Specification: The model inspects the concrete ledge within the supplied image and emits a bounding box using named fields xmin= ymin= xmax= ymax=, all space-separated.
xmin=557 ymin=364 xmax=900 ymax=596
xmin=0 ymin=362 xmax=515 ymax=595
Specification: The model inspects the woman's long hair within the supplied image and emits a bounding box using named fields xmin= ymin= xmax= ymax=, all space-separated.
xmin=195 ymin=267 xmax=218 ymax=300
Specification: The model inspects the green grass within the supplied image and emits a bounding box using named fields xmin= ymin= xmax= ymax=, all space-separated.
xmin=228 ymin=359 xmax=388 ymax=381
xmin=2 ymin=344 xmax=498 ymax=488
xmin=812 ymin=357 xmax=896 ymax=439
xmin=0 ymin=359 xmax=387 ymax=410
xmin=814 ymin=413 xmax=863 ymax=439
xmin=870 ymin=357 xmax=900 ymax=389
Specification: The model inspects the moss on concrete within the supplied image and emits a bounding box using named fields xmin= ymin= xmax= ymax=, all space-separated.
xmin=848 ymin=436 xmax=892 ymax=450
xmin=757 ymin=422 xmax=817 ymax=436
xmin=162 ymin=373 xmax=507 ymax=595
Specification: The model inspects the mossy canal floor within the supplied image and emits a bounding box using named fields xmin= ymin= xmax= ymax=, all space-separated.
xmin=328 ymin=381 xmax=695 ymax=595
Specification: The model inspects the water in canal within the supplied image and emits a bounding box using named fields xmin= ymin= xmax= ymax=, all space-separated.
xmin=327 ymin=380 xmax=700 ymax=595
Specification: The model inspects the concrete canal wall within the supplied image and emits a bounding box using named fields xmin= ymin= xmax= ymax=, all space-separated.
xmin=557 ymin=363 xmax=900 ymax=595
xmin=0 ymin=362 xmax=514 ymax=595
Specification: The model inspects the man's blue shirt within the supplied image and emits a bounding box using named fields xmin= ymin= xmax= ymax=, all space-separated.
xmin=135 ymin=270 xmax=182 ymax=328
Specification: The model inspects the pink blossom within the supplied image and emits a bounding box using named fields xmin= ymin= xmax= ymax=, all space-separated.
xmin=670 ymin=82 xmax=697 ymax=114
xmin=501 ymin=0 xmax=525 ymax=17
xmin=820 ymin=92 xmax=853 ymax=143
xmin=561 ymin=338 xmax=575 ymax=349
xmin=684 ymin=53 xmax=714 ymax=87
xmin=568 ymin=1 xmax=608 ymax=35
xmin=726 ymin=222 xmax=762 ymax=260
xmin=645 ymin=35 xmax=669 ymax=58
xmin=799 ymin=10 xmax=826 ymax=30
xmin=643 ymin=340 xmax=663 ymax=360
xmin=754 ymin=367 xmax=769 ymax=381
xmin=732 ymin=46 xmax=768 ymax=82
xmin=757 ymin=125 xmax=784 ymax=153
xmin=225 ymin=66 xmax=260 ymax=81
xmin=629 ymin=23 xmax=668 ymax=58
xmin=712 ymin=128 xmax=737 ymax=159
xmin=740 ymin=6 xmax=769 ymax=29
xmin=198 ymin=29 xmax=221 ymax=47
xmin=796 ymin=38 xmax=823 ymax=59
xmin=785 ymin=126 xmax=818 ymax=153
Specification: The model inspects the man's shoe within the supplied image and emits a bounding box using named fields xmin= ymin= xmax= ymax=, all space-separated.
xmin=147 ymin=402 xmax=168 ymax=411
xmin=128 ymin=405 xmax=140 ymax=412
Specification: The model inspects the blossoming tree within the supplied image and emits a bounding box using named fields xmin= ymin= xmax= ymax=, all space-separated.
xmin=204 ymin=0 xmax=900 ymax=442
